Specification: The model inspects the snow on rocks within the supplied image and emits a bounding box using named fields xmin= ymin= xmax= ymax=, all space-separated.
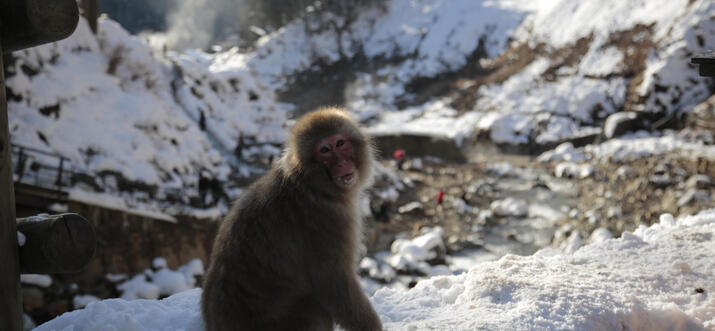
xmin=17 ymin=231 xmax=26 ymax=246
xmin=386 ymin=227 xmax=448 ymax=275
xmin=117 ymin=275 xmax=161 ymax=300
xmin=360 ymin=257 xmax=397 ymax=283
xmin=537 ymin=142 xmax=589 ymax=163
xmin=554 ymin=162 xmax=595 ymax=179
xmin=72 ymin=295 xmax=100 ymax=309
xmin=115 ymin=258 xmax=205 ymax=300
xmin=20 ymin=274 xmax=52 ymax=288
xmin=152 ymin=269 xmax=194 ymax=296
xmin=540 ymin=131 xmax=715 ymax=182
xmin=490 ymin=197 xmax=528 ymax=217
xmin=588 ymin=227 xmax=614 ymax=243
xmin=585 ymin=131 xmax=715 ymax=163
xmin=36 ymin=209 xmax=715 ymax=330
xmin=152 ymin=257 xmax=168 ymax=269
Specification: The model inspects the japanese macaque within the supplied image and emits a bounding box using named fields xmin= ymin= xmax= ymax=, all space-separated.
xmin=201 ymin=107 xmax=383 ymax=331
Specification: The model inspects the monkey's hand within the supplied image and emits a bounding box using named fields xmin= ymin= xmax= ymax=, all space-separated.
xmin=309 ymin=267 xmax=383 ymax=331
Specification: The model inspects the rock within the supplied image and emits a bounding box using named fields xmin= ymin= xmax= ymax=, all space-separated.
xmin=537 ymin=142 xmax=588 ymax=163
xmin=606 ymin=206 xmax=622 ymax=219
xmin=585 ymin=209 xmax=602 ymax=225
xmin=671 ymin=262 xmax=692 ymax=273
xmin=398 ymin=201 xmax=424 ymax=214
xmin=616 ymin=166 xmax=635 ymax=179
xmin=490 ymin=198 xmax=528 ymax=217
xmin=21 ymin=287 xmax=44 ymax=312
xmin=677 ymin=189 xmax=711 ymax=206
xmin=686 ymin=174 xmax=711 ymax=189
xmin=649 ymin=174 xmax=673 ymax=188
xmin=555 ymin=162 xmax=595 ymax=179
xmin=603 ymin=111 xmax=640 ymax=138
xmin=46 ymin=299 xmax=71 ymax=317
xmin=653 ymin=162 xmax=671 ymax=175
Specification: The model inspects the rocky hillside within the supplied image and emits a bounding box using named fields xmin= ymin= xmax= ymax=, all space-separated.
xmin=5 ymin=0 xmax=714 ymax=217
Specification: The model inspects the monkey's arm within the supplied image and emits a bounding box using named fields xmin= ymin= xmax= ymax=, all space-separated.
xmin=308 ymin=262 xmax=383 ymax=331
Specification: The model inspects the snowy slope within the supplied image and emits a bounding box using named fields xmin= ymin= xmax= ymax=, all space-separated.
xmin=34 ymin=209 xmax=715 ymax=330
xmin=213 ymin=0 xmax=713 ymax=144
xmin=6 ymin=17 xmax=289 ymax=216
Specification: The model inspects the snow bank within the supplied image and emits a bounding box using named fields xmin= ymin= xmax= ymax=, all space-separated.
xmin=375 ymin=209 xmax=715 ymax=330
xmin=36 ymin=289 xmax=203 ymax=331
xmin=37 ymin=209 xmax=715 ymax=330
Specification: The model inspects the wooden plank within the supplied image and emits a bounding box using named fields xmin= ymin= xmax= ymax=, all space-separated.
xmin=0 ymin=35 xmax=23 ymax=331
xmin=691 ymin=51 xmax=715 ymax=64
xmin=17 ymin=214 xmax=96 ymax=274
xmin=1 ymin=0 xmax=79 ymax=53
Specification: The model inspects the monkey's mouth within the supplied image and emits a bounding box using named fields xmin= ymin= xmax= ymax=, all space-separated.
xmin=337 ymin=172 xmax=356 ymax=187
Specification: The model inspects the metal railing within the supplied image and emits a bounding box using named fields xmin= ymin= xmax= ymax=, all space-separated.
xmin=11 ymin=143 xmax=71 ymax=191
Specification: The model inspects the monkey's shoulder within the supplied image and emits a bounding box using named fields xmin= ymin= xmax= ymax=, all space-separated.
xmin=228 ymin=169 xmax=355 ymax=233
xmin=231 ymin=170 xmax=325 ymax=220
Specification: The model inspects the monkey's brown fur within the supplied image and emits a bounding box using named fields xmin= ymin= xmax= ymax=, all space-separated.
xmin=201 ymin=107 xmax=383 ymax=331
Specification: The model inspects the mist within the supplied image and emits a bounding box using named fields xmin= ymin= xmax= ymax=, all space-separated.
xmin=163 ymin=0 xmax=248 ymax=50
xmin=100 ymin=0 xmax=369 ymax=51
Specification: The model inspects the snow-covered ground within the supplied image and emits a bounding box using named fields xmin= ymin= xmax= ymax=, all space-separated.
xmin=35 ymin=208 xmax=715 ymax=330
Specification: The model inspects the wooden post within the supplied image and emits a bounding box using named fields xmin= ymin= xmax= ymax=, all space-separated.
xmin=1 ymin=1 xmax=80 ymax=329
xmin=80 ymin=0 xmax=99 ymax=34
xmin=0 ymin=28 xmax=23 ymax=331
xmin=691 ymin=52 xmax=715 ymax=77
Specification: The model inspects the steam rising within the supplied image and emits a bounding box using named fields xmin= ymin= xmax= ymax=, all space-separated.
xmin=163 ymin=0 xmax=249 ymax=50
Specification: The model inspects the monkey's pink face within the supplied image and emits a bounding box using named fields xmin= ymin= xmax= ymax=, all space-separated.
xmin=315 ymin=133 xmax=357 ymax=188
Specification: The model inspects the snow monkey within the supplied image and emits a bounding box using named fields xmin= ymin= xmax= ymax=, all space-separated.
xmin=201 ymin=107 xmax=383 ymax=331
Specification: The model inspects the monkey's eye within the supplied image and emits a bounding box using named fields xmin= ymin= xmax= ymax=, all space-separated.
xmin=335 ymin=139 xmax=345 ymax=147
xmin=320 ymin=146 xmax=330 ymax=154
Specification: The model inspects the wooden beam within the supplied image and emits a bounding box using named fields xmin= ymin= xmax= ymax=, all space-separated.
xmin=691 ymin=51 xmax=715 ymax=77
xmin=17 ymin=214 xmax=96 ymax=274
xmin=1 ymin=0 xmax=79 ymax=53
xmin=0 ymin=31 xmax=23 ymax=331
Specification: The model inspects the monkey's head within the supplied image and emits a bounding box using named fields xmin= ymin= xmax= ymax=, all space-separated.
xmin=281 ymin=107 xmax=373 ymax=195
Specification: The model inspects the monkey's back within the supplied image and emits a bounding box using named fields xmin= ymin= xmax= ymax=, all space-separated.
xmin=201 ymin=168 xmax=356 ymax=330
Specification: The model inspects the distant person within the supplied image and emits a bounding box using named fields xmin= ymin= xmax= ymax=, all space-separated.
xmin=436 ymin=189 xmax=445 ymax=205
xmin=393 ymin=149 xmax=406 ymax=170
xmin=234 ymin=134 xmax=245 ymax=159
xmin=199 ymin=110 xmax=207 ymax=131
